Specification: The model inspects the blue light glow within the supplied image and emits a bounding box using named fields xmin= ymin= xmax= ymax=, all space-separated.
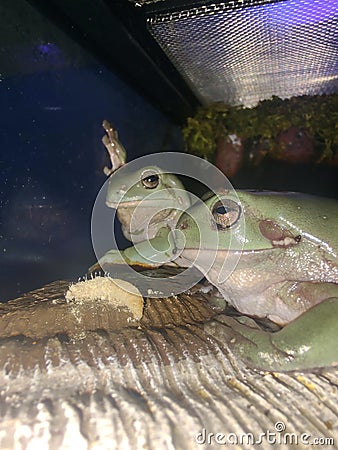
xmin=37 ymin=42 xmax=60 ymax=56
xmin=265 ymin=0 xmax=337 ymax=27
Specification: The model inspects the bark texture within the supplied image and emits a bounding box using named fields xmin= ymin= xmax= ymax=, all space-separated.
xmin=0 ymin=280 xmax=337 ymax=449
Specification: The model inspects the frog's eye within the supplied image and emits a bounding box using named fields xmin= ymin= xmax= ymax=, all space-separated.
xmin=211 ymin=199 xmax=241 ymax=229
xmin=141 ymin=171 xmax=160 ymax=189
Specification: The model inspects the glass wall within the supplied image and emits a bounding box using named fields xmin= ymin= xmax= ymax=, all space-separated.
xmin=0 ymin=0 xmax=182 ymax=301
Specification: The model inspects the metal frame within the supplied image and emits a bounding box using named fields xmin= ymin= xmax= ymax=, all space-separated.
xmin=25 ymin=0 xmax=201 ymax=123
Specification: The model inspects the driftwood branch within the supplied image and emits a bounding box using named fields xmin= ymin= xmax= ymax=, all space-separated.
xmin=0 ymin=281 xmax=337 ymax=449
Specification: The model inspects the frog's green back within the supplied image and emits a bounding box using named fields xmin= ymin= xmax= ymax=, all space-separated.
xmin=238 ymin=191 xmax=338 ymax=256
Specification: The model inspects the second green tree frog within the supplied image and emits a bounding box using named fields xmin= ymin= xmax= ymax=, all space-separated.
xmin=106 ymin=165 xmax=191 ymax=243
xmin=101 ymin=120 xmax=191 ymax=243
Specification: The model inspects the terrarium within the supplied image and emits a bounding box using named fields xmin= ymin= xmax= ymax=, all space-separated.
xmin=1 ymin=1 xmax=337 ymax=448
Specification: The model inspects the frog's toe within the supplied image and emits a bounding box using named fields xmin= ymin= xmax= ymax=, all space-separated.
xmin=87 ymin=261 xmax=103 ymax=275
xmin=99 ymin=249 xmax=127 ymax=267
xmin=88 ymin=250 xmax=127 ymax=275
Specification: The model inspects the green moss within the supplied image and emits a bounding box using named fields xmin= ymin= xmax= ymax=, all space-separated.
xmin=182 ymin=94 xmax=338 ymax=162
xmin=182 ymin=103 xmax=229 ymax=159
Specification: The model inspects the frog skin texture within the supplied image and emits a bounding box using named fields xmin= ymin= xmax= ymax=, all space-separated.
xmin=92 ymin=189 xmax=338 ymax=371
xmin=101 ymin=120 xmax=191 ymax=243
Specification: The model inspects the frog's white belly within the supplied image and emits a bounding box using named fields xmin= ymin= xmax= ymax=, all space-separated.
xmin=176 ymin=245 xmax=338 ymax=325
xmin=118 ymin=206 xmax=181 ymax=243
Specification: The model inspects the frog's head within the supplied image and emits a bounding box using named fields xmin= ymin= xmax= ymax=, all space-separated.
xmin=106 ymin=165 xmax=190 ymax=210
xmin=174 ymin=191 xmax=302 ymax=255
xmin=173 ymin=191 xmax=244 ymax=254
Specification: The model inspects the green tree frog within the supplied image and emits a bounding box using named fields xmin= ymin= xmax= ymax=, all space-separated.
xmin=106 ymin=165 xmax=191 ymax=243
xmin=173 ymin=191 xmax=338 ymax=325
xmin=93 ymin=190 xmax=338 ymax=371
xmin=101 ymin=120 xmax=192 ymax=243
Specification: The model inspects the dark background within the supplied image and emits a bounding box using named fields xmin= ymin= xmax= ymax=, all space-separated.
xmin=0 ymin=0 xmax=183 ymax=301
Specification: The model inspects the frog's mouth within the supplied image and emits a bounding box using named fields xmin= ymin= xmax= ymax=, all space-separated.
xmin=175 ymin=246 xmax=287 ymax=265
xmin=106 ymin=199 xmax=143 ymax=208
xmin=106 ymin=199 xmax=178 ymax=208
xmin=172 ymin=247 xmax=243 ymax=284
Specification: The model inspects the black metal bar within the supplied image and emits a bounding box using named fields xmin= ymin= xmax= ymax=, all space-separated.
xmin=24 ymin=0 xmax=200 ymax=123
xmin=137 ymin=0 xmax=288 ymax=15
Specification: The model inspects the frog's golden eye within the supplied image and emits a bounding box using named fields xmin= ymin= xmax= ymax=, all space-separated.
xmin=212 ymin=199 xmax=241 ymax=230
xmin=141 ymin=171 xmax=160 ymax=189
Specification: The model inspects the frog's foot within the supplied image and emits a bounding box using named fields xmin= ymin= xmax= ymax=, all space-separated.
xmin=88 ymin=249 xmax=126 ymax=275
xmin=226 ymin=297 xmax=338 ymax=372
xmin=88 ymin=261 xmax=104 ymax=275
xmin=88 ymin=237 xmax=170 ymax=276
xmin=102 ymin=120 xmax=127 ymax=176
xmin=269 ymin=297 xmax=338 ymax=371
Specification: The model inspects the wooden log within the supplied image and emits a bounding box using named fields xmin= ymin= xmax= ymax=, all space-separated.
xmin=0 ymin=280 xmax=337 ymax=449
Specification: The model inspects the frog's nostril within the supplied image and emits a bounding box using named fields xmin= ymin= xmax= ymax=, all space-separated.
xmin=180 ymin=220 xmax=188 ymax=230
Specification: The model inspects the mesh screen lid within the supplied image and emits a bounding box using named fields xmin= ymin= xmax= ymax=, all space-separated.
xmin=148 ymin=0 xmax=338 ymax=106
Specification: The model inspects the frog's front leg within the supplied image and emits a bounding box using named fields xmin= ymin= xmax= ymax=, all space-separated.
xmin=102 ymin=120 xmax=127 ymax=176
xmin=89 ymin=228 xmax=179 ymax=274
xmin=225 ymin=297 xmax=338 ymax=371
xmin=269 ymin=296 xmax=338 ymax=370
xmin=89 ymin=245 xmax=161 ymax=275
